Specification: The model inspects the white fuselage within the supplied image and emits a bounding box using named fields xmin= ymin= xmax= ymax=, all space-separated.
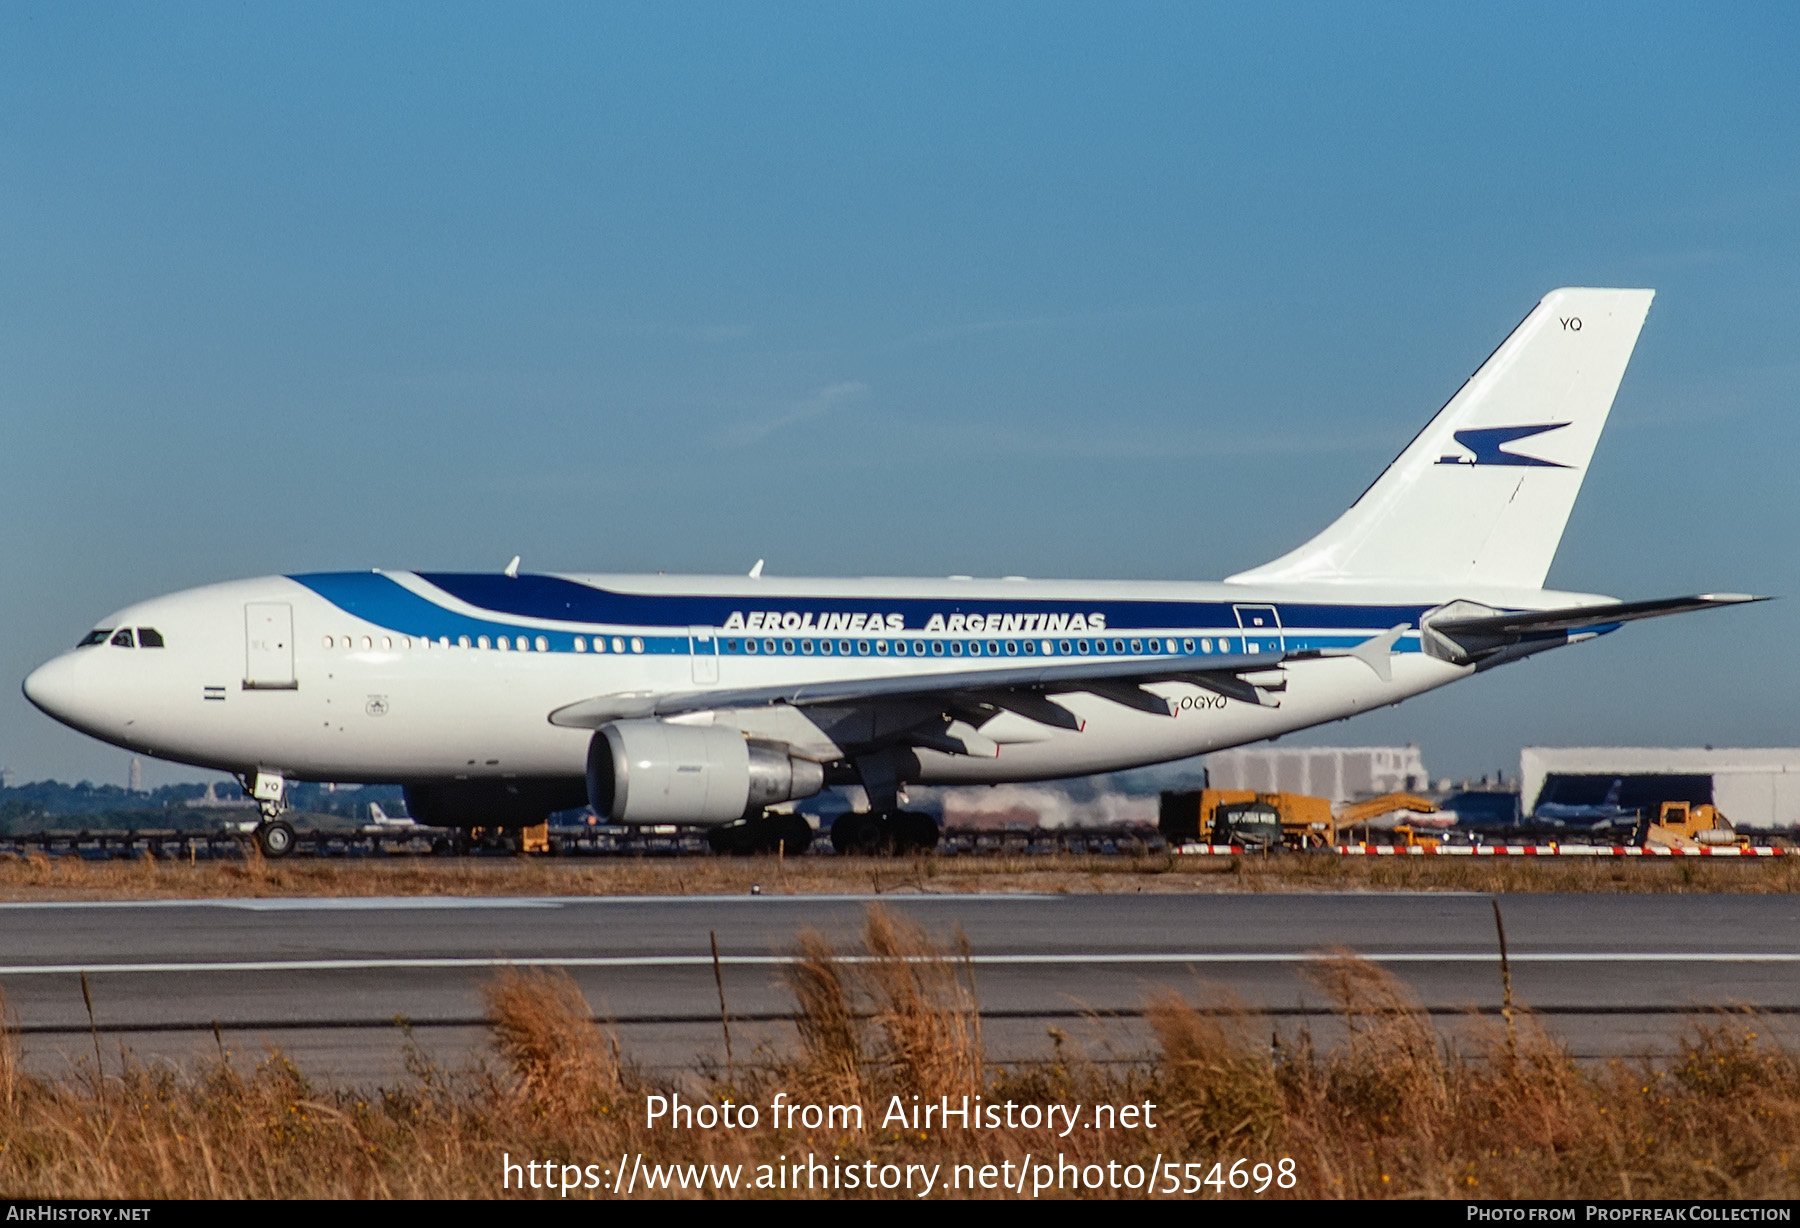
xmin=22 ymin=569 xmax=1603 ymax=789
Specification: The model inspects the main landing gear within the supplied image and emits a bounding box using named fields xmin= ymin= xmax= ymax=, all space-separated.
xmin=707 ymin=812 xmax=816 ymax=856
xmin=829 ymin=810 xmax=940 ymax=855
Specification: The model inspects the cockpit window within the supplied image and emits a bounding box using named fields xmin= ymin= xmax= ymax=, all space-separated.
xmin=137 ymin=628 xmax=165 ymax=648
xmin=110 ymin=629 xmax=136 ymax=648
xmin=77 ymin=629 xmax=112 ymax=648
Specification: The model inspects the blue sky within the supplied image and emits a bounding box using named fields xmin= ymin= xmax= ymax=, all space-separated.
xmin=3 ymin=3 xmax=1796 ymax=786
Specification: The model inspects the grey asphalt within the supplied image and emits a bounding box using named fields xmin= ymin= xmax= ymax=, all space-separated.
xmin=2 ymin=892 xmax=1796 ymax=1084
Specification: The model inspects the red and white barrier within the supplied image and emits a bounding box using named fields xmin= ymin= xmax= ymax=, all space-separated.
xmin=1333 ymin=843 xmax=1788 ymax=857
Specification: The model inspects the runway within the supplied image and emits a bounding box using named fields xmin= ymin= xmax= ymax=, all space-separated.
xmin=2 ymin=892 xmax=1796 ymax=1084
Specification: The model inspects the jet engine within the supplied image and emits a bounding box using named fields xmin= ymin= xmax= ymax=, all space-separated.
xmin=587 ymin=720 xmax=825 ymax=825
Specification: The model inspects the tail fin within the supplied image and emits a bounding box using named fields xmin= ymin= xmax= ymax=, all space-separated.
xmin=1227 ymin=287 xmax=1654 ymax=589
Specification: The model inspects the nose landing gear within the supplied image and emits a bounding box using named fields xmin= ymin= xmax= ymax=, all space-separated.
xmin=243 ymin=770 xmax=297 ymax=859
xmin=255 ymin=819 xmax=296 ymax=858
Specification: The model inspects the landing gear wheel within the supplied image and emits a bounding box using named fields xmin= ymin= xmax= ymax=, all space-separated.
xmin=830 ymin=812 xmax=872 ymax=854
xmin=255 ymin=820 xmax=295 ymax=859
xmin=832 ymin=812 xmax=899 ymax=855
xmin=708 ymin=822 xmax=754 ymax=856
xmin=894 ymin=810 xmax=939 ymax=852
xmin=772 ymin=813 xmax=813 ymax=856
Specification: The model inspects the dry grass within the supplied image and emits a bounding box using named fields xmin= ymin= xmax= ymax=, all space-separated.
xmin=1 ymin=908 xmax=1798 ymax=1199
xmin=1 ymin=845 xmax=1796 ymax=901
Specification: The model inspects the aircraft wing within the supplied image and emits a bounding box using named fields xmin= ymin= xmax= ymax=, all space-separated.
xmin=547 ymin=649 xmax=1289 ymax=736
xmin=1430 ymin=593 xmax=1765 ymax=638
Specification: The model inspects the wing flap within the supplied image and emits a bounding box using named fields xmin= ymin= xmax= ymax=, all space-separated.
xmin=546 ymin=650 xmax=1288 ymax=729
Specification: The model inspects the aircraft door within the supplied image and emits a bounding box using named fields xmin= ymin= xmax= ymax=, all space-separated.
xmin=245 ymin=602 xmax=298 ymax=689
xmin=1232 ymin=604 xmax=1284 ymax=656
xmin=689 ymin=626 xmax=719 ymax=684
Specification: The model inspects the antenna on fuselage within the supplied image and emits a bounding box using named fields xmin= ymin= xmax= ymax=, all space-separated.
xmin=503 ymin=555 xmax=520 ymax=578
xmin=748 ymin=559 xmax=764 ymax=578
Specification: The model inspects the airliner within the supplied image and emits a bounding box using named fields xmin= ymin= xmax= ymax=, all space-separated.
xmin=22 ymin=288 xmax=1762 ymax=856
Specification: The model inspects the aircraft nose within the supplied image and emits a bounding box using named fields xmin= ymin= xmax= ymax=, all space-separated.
xmin=23 ymin=653 xmax=84 ymax=724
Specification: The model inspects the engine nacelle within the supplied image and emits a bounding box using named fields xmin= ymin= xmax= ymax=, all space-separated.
xmin=587 ymin=720 xmax=825 ymax=826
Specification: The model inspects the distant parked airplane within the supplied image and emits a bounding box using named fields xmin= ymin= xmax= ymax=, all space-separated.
xmin=24 ymin=288 xmax=1761 ymax=856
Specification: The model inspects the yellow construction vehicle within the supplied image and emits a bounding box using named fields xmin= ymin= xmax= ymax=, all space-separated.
xmin=1159 ymin=789 xmax=1336 ymax=849
xmin=1636 ymin=801 xmax=1745 ymax=849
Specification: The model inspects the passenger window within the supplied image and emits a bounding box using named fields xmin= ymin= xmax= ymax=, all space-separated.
xmin=614 ymin=638 xmax=626 ymax=653
xmin=111 ymin=629 xmax=135 ymax=648
xmin=78 ymin=629 xmax=112 ymax=648
xmin=819 ymin=640 xmax=832 ymax=654
xmin=1059 ymin=640 xmax=1072 ymax=654
xmin=137 ymin=628 xmax=165 ymax=648
xmin=382 ymin=636 xmax=393 ymax=650
xmin=575 ymin=637 xmax=587 ymax=652
xmin=459 ymin=636 xmax=472 ymax=649
xmin=631 ymin=638 xmax=645 ymax=653
xmin=839 ymin=640 xmax=851 ymax=656
xmin=535 ymin=636 xmax=548 ymax=652
xmin=322 ymin=636 xmax=335 ymax=649
xmin=801 ymin=640 xmax=814 ymax=655
xmin=931 ymin=641 xmax=944 ymax=655
xmin=950 ymin=641 xmax=963 ymax=656
xmin=1183 ymin=638 xmax=1194 ymax=653
xmin=874 ymin=641 xmax=887 ymax=656
xmin=782 ymin=639 xmax=795 ymax=654
xmin=746 ymin=639 xmax=759 ymax=654
xmin=477 ymin=636 xmax=490 ymax=650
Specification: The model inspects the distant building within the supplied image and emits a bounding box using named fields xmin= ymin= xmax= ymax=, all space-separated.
xmin=128 ymin=757 xmax=143 ymax=793
xmin=0 ymin=767 xmax=13 ymax=789
xmin=1520 ymin=747 xmax=1800 ymax=830
xmin=1203 ymin=745 xmax=1430 ymax=803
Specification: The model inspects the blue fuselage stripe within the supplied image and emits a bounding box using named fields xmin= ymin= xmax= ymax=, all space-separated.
xmin=290 ymin=572 xmax=1439 ymax=657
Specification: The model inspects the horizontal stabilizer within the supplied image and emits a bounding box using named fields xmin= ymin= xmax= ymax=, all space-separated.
xmin=1432 ymin=593 xmax=1765 ymax=638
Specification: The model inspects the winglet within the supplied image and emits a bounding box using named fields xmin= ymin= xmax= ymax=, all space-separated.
xmin=749 ymin=559 xmax=765 ymax=579
xmin=503 ymin=555 xmax=521 ymax=579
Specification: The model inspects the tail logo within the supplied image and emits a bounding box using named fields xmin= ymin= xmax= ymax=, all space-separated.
xmin=1436 ymin=423 xmax=1572 ymax=468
